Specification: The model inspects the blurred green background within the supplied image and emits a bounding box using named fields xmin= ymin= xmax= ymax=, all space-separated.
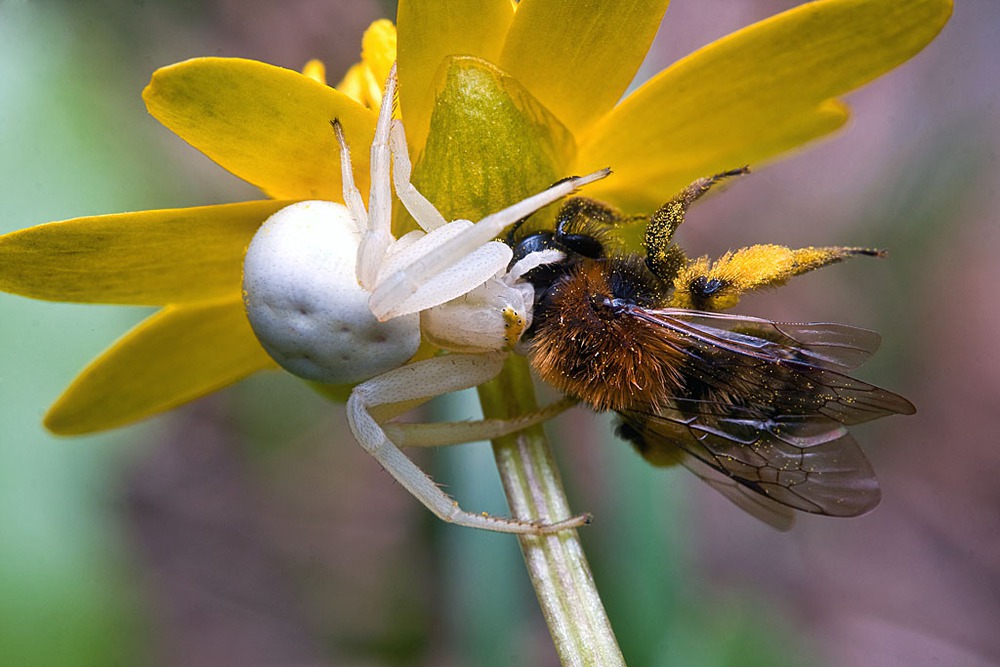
xmin=1 ymin=1 xmax=996 ymax=666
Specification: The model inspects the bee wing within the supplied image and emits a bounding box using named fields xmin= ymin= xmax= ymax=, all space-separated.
xmin=666 ymin=310 xmax=882 ymax=371
xmin=629 ymin=307 xmax=916 ymax=424
xmin=660 ymin=445 xmax=796 ymax=531
xmin=619 ymin=404 xmax=881 ymax=529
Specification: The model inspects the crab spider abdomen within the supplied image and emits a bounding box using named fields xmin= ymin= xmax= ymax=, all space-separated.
xmin=243 ymin=200 xmax=420 ymax=384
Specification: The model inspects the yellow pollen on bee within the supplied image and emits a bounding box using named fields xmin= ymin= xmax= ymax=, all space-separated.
xmin=671 ymin=244 xmax=880 ymax=310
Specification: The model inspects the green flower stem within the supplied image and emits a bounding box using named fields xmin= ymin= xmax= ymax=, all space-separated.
xmin=477 ymin=355 xmax=625 ymax=667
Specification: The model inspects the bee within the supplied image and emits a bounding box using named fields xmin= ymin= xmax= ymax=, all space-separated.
xmin=509 ymin=168 xmax=915 ymax=530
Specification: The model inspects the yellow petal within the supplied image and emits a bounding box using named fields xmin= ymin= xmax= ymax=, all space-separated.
xmin=144 ymin=57 xmax=376 ymax=200
xmin=410 ymin=56 xmax=573 ymax=223
xmin=396 ymin=0 xmax=514 ymax=152
xmin=360 ymin=19 xmax=397 ymax=92
xmin=301 ymin=59 xmax=326 ymax=84
xmin=0 ymin=200 xmax=290 ymax=305
xmin=499 ymin=0 xmax=670 ymax=136
xmin=336 ymin=20 xmax=398 ymax=111
xmin=336 ymin=62 xmax=376 ymax=108
xmin=579 ymin=0 xmax=952 ymax=212
xmin=45 ymin=299 xmax=277 ymax=435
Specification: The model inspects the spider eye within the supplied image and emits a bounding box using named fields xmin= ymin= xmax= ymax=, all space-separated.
xmin=557 ymin=233 xmax=604 ymax=259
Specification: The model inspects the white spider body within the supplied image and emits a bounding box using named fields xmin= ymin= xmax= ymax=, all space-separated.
xmin=243 ymin=200 xmax=420 ymax=383
xmin=242 ymin=63 xmax=608 ymax=533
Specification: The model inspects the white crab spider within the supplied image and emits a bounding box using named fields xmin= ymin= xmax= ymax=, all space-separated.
xmin=243 ymin=63 xmax=608 ymax=533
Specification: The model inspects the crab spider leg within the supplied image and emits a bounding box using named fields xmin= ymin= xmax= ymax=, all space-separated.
xmin=347 ymin=353 xmax=589 ymax=534
xmin=430 ymin=167 xmax=611 ymax=262
xmin=356 ymin=62 xmax=399 ymax=290
xmin=368 ymin=167 xmax=611 ymax=321
xmin=389 ymin=118 xmax=447 ymax=232
xmin=331 ymin=119 xmax=367 ymax=234
xmin=384 ymin=396 xmax=579 ymax=447
xmin=369 ymin=227 xmax=514 ymax=319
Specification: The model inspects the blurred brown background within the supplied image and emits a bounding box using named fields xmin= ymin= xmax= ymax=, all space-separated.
xmin=0 ymin=1 xmax=995 ymax=666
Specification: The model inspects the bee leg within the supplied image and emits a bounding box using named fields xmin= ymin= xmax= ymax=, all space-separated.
xmin=677 ymin=167 xmax=751 ymax=208
xmin=346 ymin=353 xmax=589 ymax=534
xmin=644 ymin=167 xmax=749 ymax=283
xmin=670 ymin=244 xmax=887 ymax=310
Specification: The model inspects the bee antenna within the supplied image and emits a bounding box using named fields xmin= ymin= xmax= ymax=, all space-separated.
xmin=852 ymin=248 xmax=888 ymax=258
xmin=708 ymin=165 xmax=750 ymax=185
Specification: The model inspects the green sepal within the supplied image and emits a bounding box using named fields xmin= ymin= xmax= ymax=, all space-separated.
xmin=403 ymin=56 xmax=575 ymax=231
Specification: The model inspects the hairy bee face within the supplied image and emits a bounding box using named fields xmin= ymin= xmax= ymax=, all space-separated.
xmin=510 ymin=171 xmax=914 ymax=530
xmin=529 ymin=257 xmax=683 ymax=412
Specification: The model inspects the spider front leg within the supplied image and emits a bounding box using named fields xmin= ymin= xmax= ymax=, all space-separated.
xmin=389 ymin=117 xmax=446 ymax=232
xmin=331 ymin=62 xmax=611 ymax=324
xmin=369 ymin=167 xmax=611 ymax=322
xmin=347 ymin=352 xmax=589 ymax=534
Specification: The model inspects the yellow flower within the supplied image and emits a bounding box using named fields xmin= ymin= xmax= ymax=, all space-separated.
xmin=0 ymin=0 xmax=951 ymax=435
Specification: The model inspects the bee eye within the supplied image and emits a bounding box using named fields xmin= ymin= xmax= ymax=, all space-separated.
xmin=510 ymin=232 xmax=556 ymax=265
xmin=691 ymin=276 xmax=724 ymax=297
xmin=558 ymin=233 xmax=605 ymax=259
